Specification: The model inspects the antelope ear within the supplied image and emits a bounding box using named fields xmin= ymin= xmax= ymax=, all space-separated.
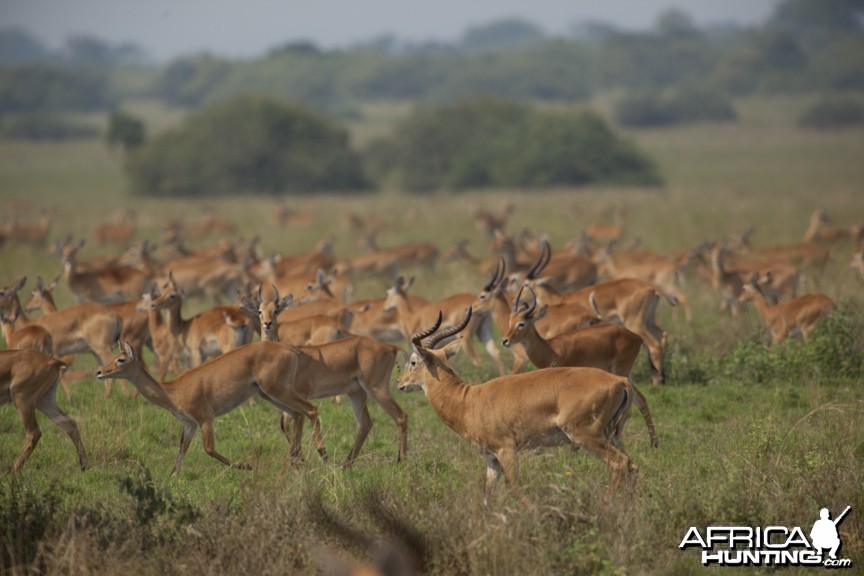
xmin=278 ymin=294 xmax=294 ymax=312
xmin=123 ymin=341 xmax=136 ymax=359
xmin=535 ymin=304 xmax=549 ymax=320
xmin=441 ymin=338 xmax=464 ymax=361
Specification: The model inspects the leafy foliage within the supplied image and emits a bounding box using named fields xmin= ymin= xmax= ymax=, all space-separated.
xmin=0 ymin=113 xmax=99 ymax=140
xmin=615 ymin=84 xmax=737 ymax=127
xmin=0 ymin=64 xmax=115 ymax=113
xmin=374 ymin=95 xmax=662 ymax=192
xmin=798 ymin=94 xmax=864 ymax=128
xmin=125 ymin=96 xmax=368 ymax=197
xmin=105 ymin=110 xmax=146 ymax=150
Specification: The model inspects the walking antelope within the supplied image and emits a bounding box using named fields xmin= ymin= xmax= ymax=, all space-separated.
xmin=250 ymin=284 xmax=408 ymax=466
xmin=96 ymin=341 xmax=325 ymax=475
xmin=737 ymin=273 xmax=835 ymax=345
xmin=397 ymin=308 xmax=637 ymax=502
xmin=150 ymin=272 xmax=255 ymax=371
xmin=2 ymin=350 xmax=89 ymax=472
xmin=501 ymin=286 xmax=657 ymax=448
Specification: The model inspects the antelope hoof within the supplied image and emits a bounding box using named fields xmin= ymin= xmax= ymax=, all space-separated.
xmin=317 ymin=447 xmax=329 ymax=461
xmin=233 ymin=461 xmax=252 ymax=471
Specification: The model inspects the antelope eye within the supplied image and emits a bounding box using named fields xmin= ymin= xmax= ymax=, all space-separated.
xmin=257 ymin=311 xmax=263 ymax=316
xmin=117 ymin=358 xmax=125 ymax=364
xmin=517 ymin=322 xmax=525 ymax=329
xmin=479 ymin=294 xmax=487 ymax=301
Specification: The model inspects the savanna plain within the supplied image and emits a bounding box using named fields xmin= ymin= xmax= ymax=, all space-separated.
xmin=1 ymin=96 xmax=863 ymax=575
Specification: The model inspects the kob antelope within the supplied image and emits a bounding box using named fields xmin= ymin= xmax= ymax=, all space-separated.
xmin=738 ymin=273 xmax=836 ymax=345
xmin=502 ymin=286 xmax=658 ymax=448
xmin=398 ymin=308 xmax=637 ymax=502
xmin=1 ymin=350 xmax=89 ymax=471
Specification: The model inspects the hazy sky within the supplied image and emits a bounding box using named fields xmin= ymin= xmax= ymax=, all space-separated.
xmin=2 ymin=0 xmax=781 ymax=62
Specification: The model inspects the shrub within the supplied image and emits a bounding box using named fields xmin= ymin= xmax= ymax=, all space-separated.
xmin=105 ymin=110 xmax=146 ymax=150
xmin=376 ymin=95 xmax=661 ymax=192
xmin=125 ymin=95 xmax=369 ymax=197
xmin=614 ymin=85 xmax=736 ymax=127
xmin=798 ymin=94 xmax=864 ymax=129
xmin=0 ymin=112 xmax=99 ymax=140
xmin=0 ymin=64 xmax=115 ymax=113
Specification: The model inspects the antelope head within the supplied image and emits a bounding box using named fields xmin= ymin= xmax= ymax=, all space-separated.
xmin=501 ymin=285 xmax=547 ymax=348
xmin=397 ymin=307 xmax=473 ymax=394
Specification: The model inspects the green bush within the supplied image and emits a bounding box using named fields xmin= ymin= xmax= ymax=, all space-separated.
xmin=0 ymin=112 xmax=99 ymax=140
xmin=614 ymin=85 xmax=736 ymax=127
xmin=125 ymin=95 xmax=369 ymax=197
xmin=798 ymin=94 xmax=864 ymax=128
xmin=0 ymin=64 xmax=115 ymax=113
xmin=719 ymin=307 xmax=864 ymax=383
xmin=105 ymin=110 xmax=146 ymax=150
xmin=374 ymin=95 xmax=661 ymax=192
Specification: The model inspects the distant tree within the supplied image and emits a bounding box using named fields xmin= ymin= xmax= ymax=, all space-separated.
xmin=614 ymin=85 xmax=736 ymax=127
xmin=0 ymin=113 xmax=98 ymax=141
xmin=798 ymin=95 xmax=864 ymax=129
xmin=153 ymin=54 xmax=230 ymax=106
xmin=126 ymin=96 xmax=367 ymax=197
xmin=769 ymin=0 xmax=864 ymax=51
xmin=376 ymin=95 xmax=661 ymax=192
xmin=0 ymin=64 xmax=114 ymax=112
xmin=460 ymin=18 xmax=546 ymax=52
xmin=106 ymin=111 xmax=146 ymax=152
xmin=0 ymin=28 xmax=51 ymax=66
xmin=655 ymin=8 xmax=700 ymax=40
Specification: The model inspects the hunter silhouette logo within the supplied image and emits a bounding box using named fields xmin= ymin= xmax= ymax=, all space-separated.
xmin=811 ymin=506 xmax=850 ymax=561
xmin=679 ymin=506 xmax=853 ymax=568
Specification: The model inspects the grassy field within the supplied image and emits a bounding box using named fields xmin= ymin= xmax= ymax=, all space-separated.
xmin=1 ymin=97 xmax=863 ymax=575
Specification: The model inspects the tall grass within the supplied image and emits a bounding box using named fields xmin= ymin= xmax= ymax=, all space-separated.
xmin=1 ymin=96 xmax=863 ymax=574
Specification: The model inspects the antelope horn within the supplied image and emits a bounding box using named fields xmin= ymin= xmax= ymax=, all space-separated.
xmin=482 ymin=259 xmax=502 ymax=292
xmin=427 ymin=307 xmax=473 ymax=350
xmin=271 ymin=284 xmax=280 ymax=303
xmin=411 ymin=311 xmax=443 ymax=348
xmin=513 ymin=284 xmax=526 ymax=313
xmin=524 ymin=285 xmax=538 ymax=317
xmin=539 ymin=240 xmax=551 ymax=273
xmin=257 ymin=283 xmax=264 ymax=305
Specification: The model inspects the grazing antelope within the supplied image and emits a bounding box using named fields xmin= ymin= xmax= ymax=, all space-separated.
xmin=472 ymin=200 xmax=513 ymax=239
xmin=0 ymin=305 xmax=53 ymax=356
xmin=398 ymin=309 xmax=637 ymax=502
xmin=25 ymin=274 xmax=151 ymax=389
xmin=0 ymin=276 xmax=122 ymax=386
xmin=248 ymin=285 xmax=407 ymax=466
xmin=60 ymin=239 xmax=154 ymax=303
xmin=584 ymin=204 xmax=624 ymax=245
xmin=240 ymin=285 xmax=350 ymax=346
xmin=593 ymin=245 xmax=694 ymax=322
xmin=738 ymin=273 xmax=836 ymax=345
xmin=708 ymin=242 xmax=745 ymax=316
xmin=91 ymin=208 xmax=138 ymax=246
xmin=513 ymin=240 xmax=597 ymax=295
xmin=137 ymin=287 xmax=178 ymax=381
xmin=150 ymin=272 xmax=256 ymax=371
xmin=502 ymin=286 xmax=657 ymax=448
xmin=278 ymin=336 xmax=408 ymax=466
xmin=96 ymin=341 xmax=325 ymax=475
xmin=5 ymin=208 xmax=54 ymax=248
xmin=384 ymin=275 xmax=505 ymax=375
xmin=803 ymin=209 xmax=856 ymax=244
xmin=524 ymin=276 xmax=675 ymax=384
xmin=472 ymin=259 xmax=601 ymax=374
xmin=1 ymin=349 xmax=89 ymax=472
xmin=337 ymin=234 xmax=439 ymax=283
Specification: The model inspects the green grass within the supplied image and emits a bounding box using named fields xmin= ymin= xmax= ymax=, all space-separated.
xmin=1 ymin=95 xmax=864 ymax=574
